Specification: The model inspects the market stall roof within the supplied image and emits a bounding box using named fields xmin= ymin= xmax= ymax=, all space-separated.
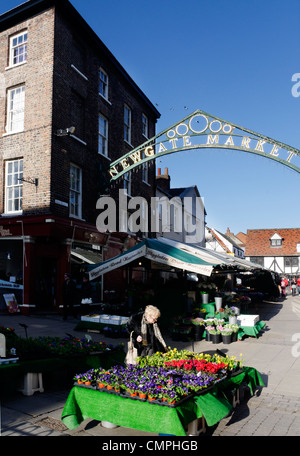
xmin=156 ymin=237 xmax=267 ymax=271
xmin=88 ymin=238 xmax=216 ymax=281
xmin=71 ymin=247 xmax=102 ymax=265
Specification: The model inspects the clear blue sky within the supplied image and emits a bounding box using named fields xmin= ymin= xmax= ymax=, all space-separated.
xmin=2 ymin=0 xmax=300 ymax=235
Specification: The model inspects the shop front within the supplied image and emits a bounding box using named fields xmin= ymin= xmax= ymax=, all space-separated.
xmin=0 ymin=215 xmax=109 ymax=314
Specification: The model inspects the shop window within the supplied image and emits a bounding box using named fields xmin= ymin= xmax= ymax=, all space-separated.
xmin=5 ymin=159 xmax=23 ymax=213
xmin=9 ymin=30 xmax=27 ymax=67
xmin=70 ymin=164 xmax=82 ymax=218
xmin=6 ymin=85 xmax=25 ymax=133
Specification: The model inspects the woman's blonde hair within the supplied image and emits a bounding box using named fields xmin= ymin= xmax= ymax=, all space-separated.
xmin=144 ymin=305 xmax=161 ymax=319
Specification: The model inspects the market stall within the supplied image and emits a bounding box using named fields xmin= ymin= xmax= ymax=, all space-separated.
xmin=61 ymin=350 xmax=264 ymax=436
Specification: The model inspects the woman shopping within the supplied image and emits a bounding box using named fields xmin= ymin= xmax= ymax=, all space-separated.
xmin=126 ymin=305 xmax=168 ymax=357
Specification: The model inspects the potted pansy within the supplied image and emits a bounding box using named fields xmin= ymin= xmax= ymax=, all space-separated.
xmin=74 ymin=372 xmax=85 ymax=384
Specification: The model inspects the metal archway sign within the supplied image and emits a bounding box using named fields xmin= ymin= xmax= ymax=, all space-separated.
xmin=108 ymin=109 xmax=300 ymax=182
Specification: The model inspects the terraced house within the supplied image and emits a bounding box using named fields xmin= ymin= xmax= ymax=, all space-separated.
xmin=0 ymin=0 xmax=160 ymax=312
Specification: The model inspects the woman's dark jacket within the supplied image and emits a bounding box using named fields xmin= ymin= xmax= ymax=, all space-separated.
xmin=126 ymin=312 xmax=166 ymax=356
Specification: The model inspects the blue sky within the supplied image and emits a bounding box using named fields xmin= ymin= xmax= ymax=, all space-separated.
xmin=1 ymin=0 xmax=300 ymax=235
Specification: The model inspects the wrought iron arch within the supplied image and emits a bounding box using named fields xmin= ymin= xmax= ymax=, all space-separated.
xmin=107 ymin=109 xmax=300 ymax=183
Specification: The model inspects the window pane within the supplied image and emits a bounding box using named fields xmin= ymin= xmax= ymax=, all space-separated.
xmin=5 ymin=159 xmax=23 ymax=213
xmin=7 ymin=86 xmax=25 ymax=132
xmin=69 ymin=165 xmax=81 ymax=217
xmin=99 ymin=68 xmax=108 ymax=98
xmin=10 ymin=31 xmax=27 ymax=66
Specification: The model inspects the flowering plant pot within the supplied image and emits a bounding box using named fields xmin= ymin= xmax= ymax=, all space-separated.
xmin=210 ymin=332 xmax=221 ymax=344
xmin=222 ymin=334 xmax=232 ymax=344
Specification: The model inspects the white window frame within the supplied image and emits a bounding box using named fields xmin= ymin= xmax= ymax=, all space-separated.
xmin=6 ymin=85 xmax=25 ymax=134
xmin=69 ymin=164 xmax=82 ymax=219
xmin=142 ymin=113 xmax=148 ymax=138
xmin=5 ymin=159 xmax=23 ymax=214
xmin=9 ymin=30 xmax=27 ymax=67
xmin=99 ymin=68 xmax=109 ymax=100
xmin=98 ymin=114 xmax=108 ymax=157
xmin=271 ymin=238 xmax=282 ymax=247
xmin=124 ymin=104 xmax=131 ymax=144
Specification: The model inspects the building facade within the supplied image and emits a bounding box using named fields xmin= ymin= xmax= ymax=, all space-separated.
xmin=245 ymin=228 xmax=300 ymax=278
xmin=0 ymin=0 xmax=160 ymax=312
xmin=155 ymin=168 xmax=206 ymax=246
xmin=205 ymin=227 xmax=245 ymax=258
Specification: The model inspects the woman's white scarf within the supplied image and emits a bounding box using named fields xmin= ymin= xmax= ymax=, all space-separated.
xmin=141 ymin=313 xmax=167 ymax=350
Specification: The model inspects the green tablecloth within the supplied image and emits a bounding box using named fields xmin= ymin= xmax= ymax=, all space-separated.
xmin=61 ymin=366 xmax=264 ymax=435
xmin=237 ymin=321 xmax=266 ymax=340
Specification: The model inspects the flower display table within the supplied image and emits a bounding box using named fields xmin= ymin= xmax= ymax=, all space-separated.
xmin=237 ymin=321 xmax=266 ymax=340
xmin=61 ymin=367 xmax=263 ymax=436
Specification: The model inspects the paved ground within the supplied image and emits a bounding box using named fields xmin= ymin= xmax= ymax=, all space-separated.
xmin=1 ymin=293 xmax=300 ymax=438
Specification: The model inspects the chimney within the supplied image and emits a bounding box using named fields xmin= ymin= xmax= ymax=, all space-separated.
xmin=156 ymin=167 xmax=171 ymax=192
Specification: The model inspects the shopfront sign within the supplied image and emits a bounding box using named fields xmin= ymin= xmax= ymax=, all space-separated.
xmin=0 ymin=226 xmax=12 ymax=236
xmin=108 ymin=109 xmax=300 ymax=181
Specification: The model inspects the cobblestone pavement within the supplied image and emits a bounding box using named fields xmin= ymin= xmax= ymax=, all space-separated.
xmin=207 ymin=391 xmax=300 ymax=436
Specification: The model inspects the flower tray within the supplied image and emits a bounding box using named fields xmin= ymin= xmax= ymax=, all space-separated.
xmin=143 ymin=393 xmax=194 ymax=408
xmin=76 ymin=383 xmax=194 ymax=408
xmin=74 ymin=382 xmax=98 ymax=390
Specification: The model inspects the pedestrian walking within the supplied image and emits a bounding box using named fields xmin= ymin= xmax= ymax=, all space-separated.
xmin=297 ymin=277 xmax=300 ymax=295
xmin=291 ymin=277 xmax=297 ymax=296
xmin=280 ymin=278 xmax=286 ymax=298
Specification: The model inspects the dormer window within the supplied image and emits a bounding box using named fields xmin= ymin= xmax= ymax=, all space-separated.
xmin=270 ymin=233 xmax=282 ymax=247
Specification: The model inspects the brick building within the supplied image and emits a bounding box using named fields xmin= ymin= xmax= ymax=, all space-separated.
xmin=0 ymin=0 xmax=160 ymax=312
